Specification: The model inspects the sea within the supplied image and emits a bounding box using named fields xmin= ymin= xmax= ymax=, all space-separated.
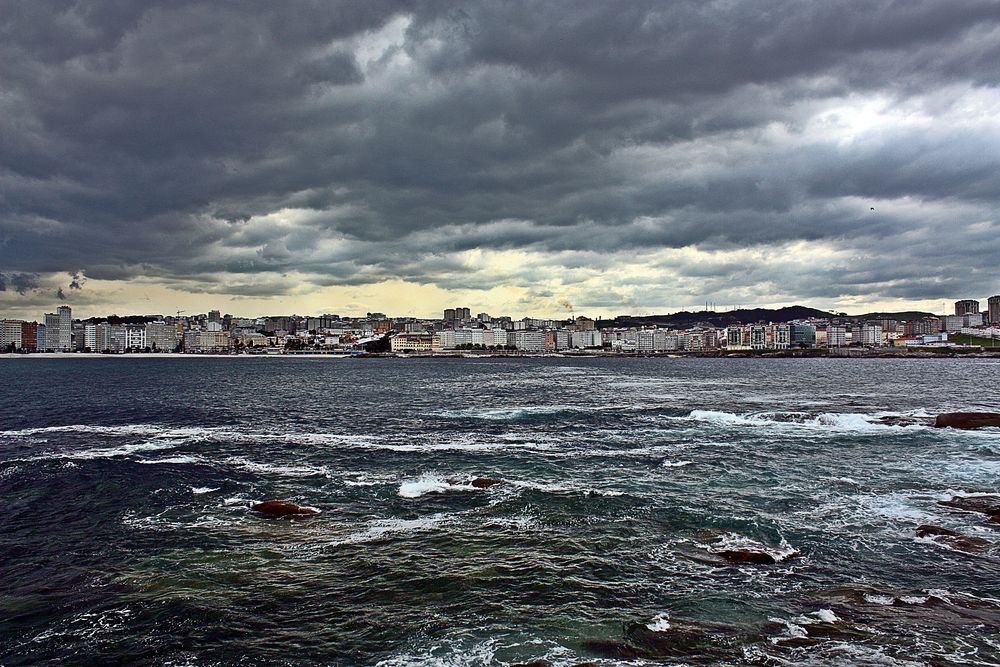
xmin=1 ymin=356 xmax=999 ymax=666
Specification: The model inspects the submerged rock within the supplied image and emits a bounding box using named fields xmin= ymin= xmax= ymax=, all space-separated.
xmin=579 ymin=640 xmax=645 ymax=660
xmin=250 ymin=499 xmax=319 ymax=518
xmin=934 ymin=412 xmax=1000 ymax=429
xmin=916 ymin=525 xmax=990 ymax=553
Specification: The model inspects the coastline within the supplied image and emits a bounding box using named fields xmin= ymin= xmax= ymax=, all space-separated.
xmin=4 ymin=349 xmax=1000 ymax=360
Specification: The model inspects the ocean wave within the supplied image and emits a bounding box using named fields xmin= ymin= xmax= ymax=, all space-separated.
xmin=684 ymin=409 xmax=934 ymax=433
xmin=429 ymin=405 xmax=601 ymax=421
xmin=398 ymin=474 xmax=481 ymax=498
xmin=661 ymin=460 xmax=693 ymax=468
xmin=191 ymin=486 xmax=220 ymax=494
xmin=17 ymin=439 xmax=180 ymax=463
xmin=224 ymin=456 xmax=331 ymax=478
xmin=328 ymin=514 xmax=448 ymax=547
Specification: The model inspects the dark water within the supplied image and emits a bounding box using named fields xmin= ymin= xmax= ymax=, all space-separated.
xmin=2 ymin=357 xmax=1000 ymax=666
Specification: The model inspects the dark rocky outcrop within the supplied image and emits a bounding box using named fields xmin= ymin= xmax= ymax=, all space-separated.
xmin=717 ymin=549 xmax=778 ymax=565
xmin=250 ymin=499 xmax=319 ymax=518
xmin=579 ymin=640 xmax=645 ymax=660
xmin=470 ymin=478 xmax=504 ymax=488
xmin=934 ymin=412 xmax=1000 ymax=429
xmin=916 ymin=524 xmax=990 ymax=553
xmin=939 ymin=495 xmax=1000 ymax=516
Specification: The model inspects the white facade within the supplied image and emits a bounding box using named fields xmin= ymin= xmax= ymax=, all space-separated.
xmin=570 ymin=329 xmax=603 ymax=348
xmin=507 ymin=330 xmax=546 ymax=351
xmin=827 ymin=325 xmax=846 ymax=348
xmin=861 ymin=323 xmax=883 ymax=346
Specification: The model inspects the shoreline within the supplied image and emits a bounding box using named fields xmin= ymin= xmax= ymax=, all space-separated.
xmin=4 ymin=350 xmax=1000 ymax=360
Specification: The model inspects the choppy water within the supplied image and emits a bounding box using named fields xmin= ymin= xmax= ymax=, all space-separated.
xmin=2 ymin=357 xmax=1000 ymax=666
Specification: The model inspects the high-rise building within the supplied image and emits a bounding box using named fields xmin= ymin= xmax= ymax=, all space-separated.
xmin=455 ymin=307 xmax=471 ymax=321
xmin=443 ymin=308 xmax=456 ymax=321
xmin=145 ymin=321 xmax=176 ymax=351
xmin=1 ymin=320 xmax=23 ymax=349
xmin=988 ymin=295 xmax=1000 ymax=324
xmin=42 ymin=307 xmax=72 ymax=351
xmin=955 ymin=299 xmax=980 ymax=316
xmin=827 ymin=325 xmax=846 ymax=348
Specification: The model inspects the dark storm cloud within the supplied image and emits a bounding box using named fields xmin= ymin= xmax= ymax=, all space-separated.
xmin=1 ymin=0 xmax=999 ymax=306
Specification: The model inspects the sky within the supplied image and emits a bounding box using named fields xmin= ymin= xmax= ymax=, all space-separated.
xmin=2 ymin=1 xmax=1000 ymax=320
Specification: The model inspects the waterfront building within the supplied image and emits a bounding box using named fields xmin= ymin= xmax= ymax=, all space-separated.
xmin=1 ymin=320 xmax=23 ymax=349
xmin=124 ymin=325 xmax=147 ymax=351
xmin=570 ymin=329 xmax=603 ymax=349
xmin=989 ymin=295 xmax=1000 ymax=324
xmin=827 ymin=325 xmax=847 ymax=348
xmin=84 ymin=323 xmax=97 ymax=351
xmin=903 ymin=318 xmax=941 ymax=336
xmin=790 ymin=324 xmax=817 ymax=347
xmin=507 ymin=330 xmax=546 ymax=352
xmin=861 ymin=322 xmax=883 ymax=346
xmin=36 ymin=324 xmax=46 ymax=351
xmin=772 ymin=324 xmax=791 ymax=349
xmin=145 ymin=321 xmax=175 ymax=351
xmin=390 ymin=333 xmax=436 ymax=352
xmin=43 ymin=307 xmax=72 ymax=351
xmin=943 ymin=313 xmax=984 ymax=332
xmin=955 ymin=300 xmax=980 ymax=316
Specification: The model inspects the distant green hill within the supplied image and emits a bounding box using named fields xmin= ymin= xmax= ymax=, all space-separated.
xmin=600 ymin=305 xmax=835 ymax=329
xmin=854 ymin=311 xmax=938 ymax=321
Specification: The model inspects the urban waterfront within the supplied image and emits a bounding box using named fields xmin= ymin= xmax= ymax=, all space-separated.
xmin=2 ymin=356 xmax=999 ymax=666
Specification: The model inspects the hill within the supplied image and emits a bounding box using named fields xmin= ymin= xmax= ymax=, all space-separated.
xmin=600 ymin=305 xmax=836 ymax=329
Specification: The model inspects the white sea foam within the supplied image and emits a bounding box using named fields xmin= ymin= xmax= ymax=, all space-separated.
xmin=398 ymin=474 xmax=477 ymax=498
xmin=646 ymin=612 xmax=671 ymax=631
xmin=331 ymin=514 xmax=447 ymax=546
xmin=661 ymin=460 xmax=693 ymax=468
xmin=22 ymin=439 xmax=180 ymax=462
xmin=192 ymin=486 xmax=220 ymax=494
xmin=139 ymin=455 xmax=203 ymax=465
xmin=224 ymin=457 xmax=330 ymax=478
xmin=684 ymin=409 xmax=932 ymax=434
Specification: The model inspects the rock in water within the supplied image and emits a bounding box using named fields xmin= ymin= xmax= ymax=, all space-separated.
xmin=470 ymin=478 xmax=504 ymax=488
xmin=916 ymin=525 xmax=990 ymax=553
xmin=717 ymin=549 xmax=777 ymax=565
xmin=934 ymin=412 xmax=1000 ymax=429
xmin=251 ymin=499 xmax=319 ymax=518
xmin=939 ymin=495 xmax=1000 ymax=516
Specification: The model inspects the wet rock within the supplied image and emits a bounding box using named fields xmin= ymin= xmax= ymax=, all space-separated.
xmin=250 ymin=499 xmax=318 ymax=518
xmin=877 ymin=415 xmax=934 ymax=427
xmin=916 ymin=525 xmax=990 ymax=553
xmin=579 ymin=639 xmax=645 ymax=660
xmin=470 ymin=477 xmax=504 ymax=489
xmin=939 ymin=495 xmax=1000 ymax=516
xmin=934 ymin=412 xmax=1000 ymax=429
xmin=717 ymin=549 xmax=778 ymax=565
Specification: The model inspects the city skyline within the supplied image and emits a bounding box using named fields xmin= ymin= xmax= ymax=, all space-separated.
xmin=3 ymin=2 xmax=1000 ymax=319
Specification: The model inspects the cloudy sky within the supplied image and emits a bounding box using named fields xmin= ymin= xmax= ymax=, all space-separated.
xmin=2 ymin=1 xmax=999 ymax=319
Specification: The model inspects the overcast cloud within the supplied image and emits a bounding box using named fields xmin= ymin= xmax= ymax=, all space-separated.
xmin=1 ymin=0 xmax=999 ymax=317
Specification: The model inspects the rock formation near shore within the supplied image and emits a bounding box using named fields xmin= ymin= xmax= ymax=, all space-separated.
xmin=934 ymin=412 xmax=1000 ymax=429
xmin=251 ymin=499 xmax=319 ymax=518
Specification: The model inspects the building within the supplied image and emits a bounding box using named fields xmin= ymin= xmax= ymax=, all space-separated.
xmin=43 ymin=306 xmax=73 ymax=351
xmin=145 ymin=321 xmax=176 ymax=352
xmin=827 ymin=325 xmax=846 ymax=348
xmin=443 ymin=308 xmax=456 ymax=321
xmin=1 ymin=320 xmax=23 ymax=349
xmin=903 ymin=318 xmax=940 ymax=336
xmin=391 ymin=333 xmax=435 ymax=352
xmin=989 ymin=295 xmax=1000 ymax=324
xmin=790 ymin=324 xmax=817 ymax=347
xmin=570 ymin=329 xmax=603 ymax=349
xmin=507 ymin=330 xmax=546 ymax=352
xmin=955 ymin=300 xmax=980 ymax=316
xmin=943 ymin=313 xmax=984 ymax=332
xmin=124 ymin=325 xmax=147 ymax=351
xmin=861 ymin=322 xmax=883 ymax=346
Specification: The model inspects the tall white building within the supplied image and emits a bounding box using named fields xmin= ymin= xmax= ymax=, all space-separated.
xmin=827 ymin=325 xmax=846 ymax=348
xmin=861 ymin=323 xmax=883 ymax=346
xmin=43 ymin=306 xmax=73 ymax=351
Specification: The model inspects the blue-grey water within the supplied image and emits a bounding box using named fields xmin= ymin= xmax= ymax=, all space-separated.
xmin=2 ymin=357 xmax=1000 ymax=666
